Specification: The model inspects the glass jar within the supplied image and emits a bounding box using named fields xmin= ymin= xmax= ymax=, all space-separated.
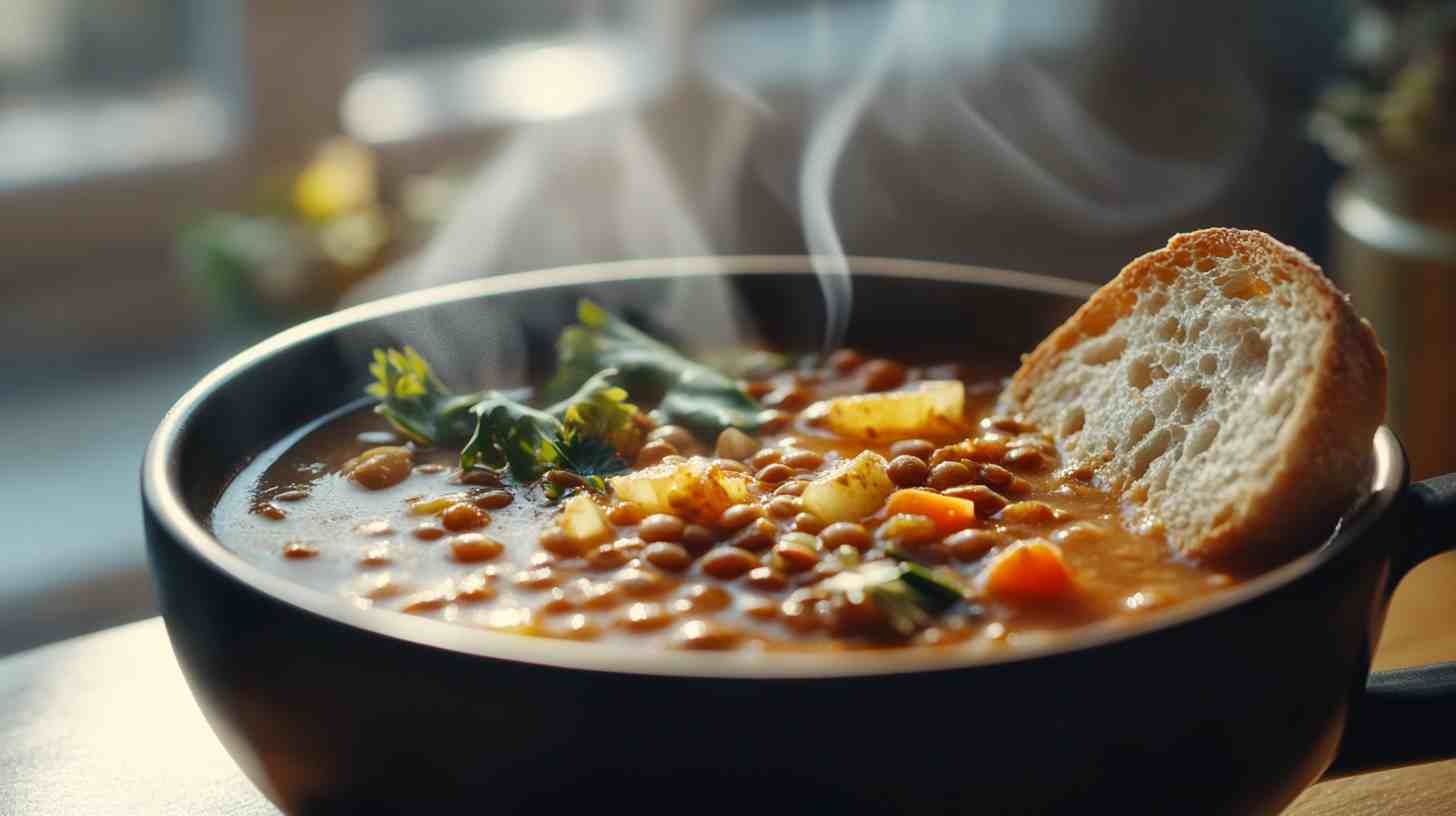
xmin=1330 ymin=161 xmax=1456 ymax=480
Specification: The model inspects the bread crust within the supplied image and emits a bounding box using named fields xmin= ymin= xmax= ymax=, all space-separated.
xmin=1001 ymin=229 xmax=1387 ymax=571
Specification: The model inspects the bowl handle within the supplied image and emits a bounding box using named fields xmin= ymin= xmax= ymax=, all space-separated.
xmin=1326 ymin=472 xmax=1456 ymax=777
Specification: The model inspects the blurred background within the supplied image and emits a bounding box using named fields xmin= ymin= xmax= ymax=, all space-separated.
xmin=1 ymin=0 xmax=1452 ymax=655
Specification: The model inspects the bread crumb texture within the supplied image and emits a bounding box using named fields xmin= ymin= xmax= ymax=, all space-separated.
xmin=999 ymin=229 xmax=1387 ymax=570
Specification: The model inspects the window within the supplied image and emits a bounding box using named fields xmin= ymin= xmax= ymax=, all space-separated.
xmin=345 ymin=2 xmax=661 ymax=143
xmin=0 ymin=0 xmax=232 ymax=189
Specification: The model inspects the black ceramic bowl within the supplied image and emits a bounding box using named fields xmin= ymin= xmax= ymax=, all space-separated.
xmin=143 ymin=257 xmax=1456 ymax=815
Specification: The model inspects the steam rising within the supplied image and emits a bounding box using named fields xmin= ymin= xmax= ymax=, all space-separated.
xmin=353 ymin=0 xmax=1263 ymax=379
xmin=798 ymin=0 xmax=915 ymax=353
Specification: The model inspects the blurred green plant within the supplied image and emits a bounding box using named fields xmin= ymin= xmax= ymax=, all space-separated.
xmin=1312 ymin=1 xmax=1456 ymax=165
xmin=177 ymin=139 xmax=465 ymax=328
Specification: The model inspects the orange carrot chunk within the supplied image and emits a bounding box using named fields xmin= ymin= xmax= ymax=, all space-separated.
xmin=883 ymin=489 xmax=977 ymax=535
xmin=979 ymin=539 xmax=1074 ymax=600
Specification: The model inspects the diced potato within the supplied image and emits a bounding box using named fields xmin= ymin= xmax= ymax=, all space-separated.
xmin=801 ymin=451 xmax=896 ymax=523
xmin=560 ymin=494 xmax=612 ymax=549
xmin=808 ymin=381 xmax=965 ymax=441
xmin=978 ymin=539 xmax=1074 ymax=601
xmin=608 ymin=456 xmax=752 ymax=525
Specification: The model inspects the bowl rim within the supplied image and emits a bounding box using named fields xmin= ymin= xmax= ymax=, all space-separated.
xmin=143 ymin=254 xmax=1407 ymax=679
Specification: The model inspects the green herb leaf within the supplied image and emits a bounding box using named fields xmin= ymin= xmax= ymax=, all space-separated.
xmin=365 ymin=348 xmax=641 ymax=495
xmin=459 ymin=394 xmax=568 ymax=480
xmin=896 ymin=561 xmax=967 ymax=613
xmin=825 ymin=555 xmax=968 ymax=638
xmin=545 ymin=299 xmax=764 ymax=439
xmin=367 ymin=347 xmax=479 ymax=445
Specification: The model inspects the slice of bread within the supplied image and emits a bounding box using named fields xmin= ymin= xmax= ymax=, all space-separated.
xmin=996 ymin=229 xmax=1387 ymax=570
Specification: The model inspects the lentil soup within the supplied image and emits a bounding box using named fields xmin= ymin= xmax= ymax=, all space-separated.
xmin=211 ymin=302 xmax=1237 ymax=653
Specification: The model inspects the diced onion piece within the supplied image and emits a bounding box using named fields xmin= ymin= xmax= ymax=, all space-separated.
xmin=607 ymin=456 xmax=752 ymax=525
xmin=808 ymin=381 xmax=965 ymax=441
xmin=978 ymin=539 xmax=1074 ymax=600
xmin=801 ymin=451 xmax=896 ymax=524
xmin=560 ymin=494 xmax=612 ymax=550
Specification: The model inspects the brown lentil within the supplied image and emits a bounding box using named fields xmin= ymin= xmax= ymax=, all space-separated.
xmin=731 ymin=518 xmax=778 ymax=551
xmin=679 ymin=583 xmax=732 ymax=612
xmin=887 ymin=455 xmax=930 ymax=487
xmin=1000 ymin=500 xmax=1060 ymax=524
xmin=714 ymin=427 xmax=760 ymax=460
xmin=742 ymin=599 xmax=779 ymax=620
xmin=538 ymin=527 xmax=580 ymax=557
xmin=745 ymin=566 xmax=790 ymax=592
xmin=766 ymin=495 xmax=803 ymax=519
xmin=586 ymin=544 xmax=633 ymax=571
xmin=1004 ymin=447 xmax=1048 ymax=472
xmin=792 ymin=512 xmax=826 ymax=534
xmin=644 ymin=542 xmax=692 ymax=572
xmin=636 ymin=439 xmax=678 ymax=466
xmin=699 ymin=547 xmax=759 ymax=579
xmin=639 ymin=514 xmax=686 ymax=543
xmin=441 ymin=502 xmax=488 ymax=532
xmin=773 ymin=539 xmax=821 ymax=573
xmin=473 ymin=489 xmax=514 ymax=510
xmin=983 ymin=415 xmax=1030 ymax=433
xmin=748 ymin=448 xmax=782 ymax=469
xmin=647 ymin=425 xmax=695 ymax=452
xmin=1051 ymin=522 xmax=1105 ymax=545
xmin=719 ymin=503 xmax=765 ymax=531
xmin=413 ymin=523 xmax=446 ymax=541
xmin=615 ymin=566 xmax=674 ymax=597
xmin=819 ymin=522 xmax=872 ymax=552
xmin=782 ymin=449 xmax=826 ymax=471
xmin=608 ymin=501 xmax=646 ymax=525
xmin=455 ymin=572 xmax=497 ymax=602
xmin=877 ymin=513 xmax=939 ymax=546
xmin=282 ymin=541 xmax=318 ymax=559
xmin=977 ymin=463 xmax=1014 ymax=489
xmin=544 ymin=469 xmax=588 ymax=494
xmin=946 ymin=529 xmax=1006 ymax=561
xmin=928 ymin=461 xmax=974 ymax=490
xmin=621 ymin=602 xmax=675 ymax=632
xmin=450 ymin=533 xmax=504 ymax=563
xmin=890 ymin=438 xmax=936 ymax=460
xmin=861 ymin=359 xmax=908 ymax=391
xmin=680 ymin=524 xmax=716 ymax=554
xmin=755 ymin=463 xmax=794 ymax=484
xmin=942 ymin=484 xmax=1010 ymax=514
xmin=765 ymin=385 xmax=812 ymax=411
xmin=455 ymin=468 xmax=502 ymax=487
xmin=671 ymin=620 xmax=743 ymax=650
xmin=773 ymin=480 xmax=810 ymax=496
xmin=358 ymin=542 xmax=394 ymax=566
xmin=343 ymin=446 xmax=413 ymax=490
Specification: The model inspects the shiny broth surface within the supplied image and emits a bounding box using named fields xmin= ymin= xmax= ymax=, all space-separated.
xmin=212 ymin=353 xmax=1232 ymax=653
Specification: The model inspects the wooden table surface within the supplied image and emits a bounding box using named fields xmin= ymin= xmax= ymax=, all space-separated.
xmin=4 ymin=554 xmax=1455 ymax=815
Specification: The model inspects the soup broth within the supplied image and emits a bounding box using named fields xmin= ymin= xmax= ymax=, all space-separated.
xmin=213 ymin=348 xmax=1232 ymax=654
